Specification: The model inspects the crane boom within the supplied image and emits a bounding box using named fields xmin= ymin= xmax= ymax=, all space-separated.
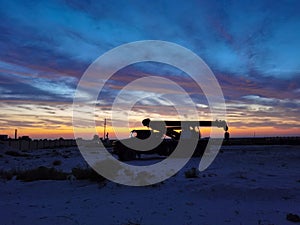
xmin=142 ymin=118 xmax=228 ymax=131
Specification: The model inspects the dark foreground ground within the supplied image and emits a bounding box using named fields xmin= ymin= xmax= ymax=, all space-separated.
xmin=0 ymin=144 xmax=299 ymax=225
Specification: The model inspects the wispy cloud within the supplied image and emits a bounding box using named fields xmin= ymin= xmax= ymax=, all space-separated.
xmin=0 ymin=0 xmax=299 ymax=137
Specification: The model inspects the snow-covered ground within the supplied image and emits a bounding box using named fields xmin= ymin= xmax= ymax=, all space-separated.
xmin=0 ymin=144 xmax=299 ymax=225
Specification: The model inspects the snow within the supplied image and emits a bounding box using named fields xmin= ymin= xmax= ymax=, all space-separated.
xmin=0 ymin=144 xmax=299 ymax=225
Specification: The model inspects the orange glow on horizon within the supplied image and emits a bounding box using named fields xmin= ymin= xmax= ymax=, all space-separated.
xmin=1 ymin=125 xmax=299 ymax=140
xmin=0 ymin=128 xmax=74 ymax=139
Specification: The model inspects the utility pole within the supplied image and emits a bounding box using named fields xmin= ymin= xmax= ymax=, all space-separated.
xmin=15 ymin=129 xmax=17 ymax=139
xmin=103 ymin=118 xmax=106 ymax=139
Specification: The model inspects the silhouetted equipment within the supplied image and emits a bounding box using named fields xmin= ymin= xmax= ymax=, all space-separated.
xmin=142 ymin=118 xmax=228 ymax=140
xmin=15 ymin=129 xmax=17 ymax=140
xmin=112 ymin=118 xmax=230 ymax=161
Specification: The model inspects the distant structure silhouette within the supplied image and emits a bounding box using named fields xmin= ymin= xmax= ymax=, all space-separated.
xmin=93 ymin=134 xmax=99 ymax=141
xmin=0 ymin=134 xmax=8 ymax=140
xmin=224 ymin=131 xmax=230 ymax=141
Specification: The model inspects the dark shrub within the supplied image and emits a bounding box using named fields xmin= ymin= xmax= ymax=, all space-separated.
xmin=5 ymin=150 xmax=29 ymax=157
xmin=184 ymin=167 xmax=198 ymax=178
xmin=286 ymin=213 xmax=300 ymax=222
xmin=0 ymin=170 xmax=15 ymax=180
xmin=72 ymin=167 xmax=105 ymax=182
xmin=52 ymin=160 xmax=62 ymax=166
xmin=16 ymin=166 xmax=67 ymax=182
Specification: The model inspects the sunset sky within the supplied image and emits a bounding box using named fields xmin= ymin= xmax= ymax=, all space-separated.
xmin=0 ymin=0 xmax=299 ymax=139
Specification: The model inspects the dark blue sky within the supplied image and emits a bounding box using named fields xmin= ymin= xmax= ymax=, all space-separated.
xmin=0 ymin=0 xmax=299 ymax=138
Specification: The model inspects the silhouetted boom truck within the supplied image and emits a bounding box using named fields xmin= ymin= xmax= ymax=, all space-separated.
xmin=112 ymin=118 xmax=229 ymax=161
